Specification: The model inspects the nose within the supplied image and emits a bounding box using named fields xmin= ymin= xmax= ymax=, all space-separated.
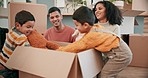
xmin=29 ymin=28 xmax=33 ymax=31
xmin=95 ymin=9 xmax=99 ymax=13
xmin=53 ymin=17 xmax=58 ymax=21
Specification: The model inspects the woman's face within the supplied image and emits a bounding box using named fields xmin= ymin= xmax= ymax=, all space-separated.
xmin=95 ymin=3 xmax=107 ymax=23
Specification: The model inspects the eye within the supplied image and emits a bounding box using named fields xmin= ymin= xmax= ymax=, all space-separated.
xmin=75 ymin=24 xmax=79 ymax=27
xmin=50 ymin=16 xmax=54 ymax=19
xmin=99 ymin=7 xmax=102 ymax=10
xmin=27 ymin=26 xmax=33 ymax=28
xmin=56 ymin=15 xmax=59 ymax=18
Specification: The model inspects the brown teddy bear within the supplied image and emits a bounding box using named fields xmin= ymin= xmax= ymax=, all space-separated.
xmin=27 ymin=30 xmax=60 ymax=50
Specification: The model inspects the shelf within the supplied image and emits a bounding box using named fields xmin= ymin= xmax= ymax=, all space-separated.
xmin=62 ymin=13 xmax=73 ymax=16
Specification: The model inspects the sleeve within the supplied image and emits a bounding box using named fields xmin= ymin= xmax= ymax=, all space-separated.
xmin=14 ymin=35 xmax=27 ymax=46
xmin=57 ymin=32 xmax=119 ymax=53
xmin=113 ymin=25 xmax=121 ymax=37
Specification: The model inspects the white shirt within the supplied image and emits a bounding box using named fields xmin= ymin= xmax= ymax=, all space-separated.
xmin=98 ymin=22 xmax=121 ymax=37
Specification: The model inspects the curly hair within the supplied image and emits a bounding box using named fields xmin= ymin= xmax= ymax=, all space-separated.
xmin=93 ymin=1 xmax=123 ymax=25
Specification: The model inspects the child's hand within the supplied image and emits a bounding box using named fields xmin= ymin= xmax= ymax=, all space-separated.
xmin=56 ymin=46 xmax=64 ymax=51
xmin=72 ymin=29 xmax=79 ymax=37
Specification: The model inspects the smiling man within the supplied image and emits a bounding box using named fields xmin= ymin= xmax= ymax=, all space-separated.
xmin=44 ymin=7 xmax=76 ymax=43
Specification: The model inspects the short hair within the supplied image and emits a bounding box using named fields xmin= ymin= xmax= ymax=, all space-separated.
xmin=93 ymin=1 xmax=123 ymax=25
xmin=15 ymin=10 xmax=35 ymax=26
xmin=72 ymin=6 xmax=95 ymax=26
xmin=48 ymin=7 xmax=61 ymax=16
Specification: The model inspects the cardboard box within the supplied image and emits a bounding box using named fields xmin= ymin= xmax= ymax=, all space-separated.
xmin=132 ymin=0 xmax=148 ymax=12
xmin=6 ymin=45 xmax=103 ymax=78
xmin=129 ymin=34 xmax=148 ymax=68
xmin=8 ymin=2 xmax=47 ymax=34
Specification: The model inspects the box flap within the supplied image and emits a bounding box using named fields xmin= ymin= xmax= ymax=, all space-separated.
xmin=78 ymin=49 xmax=103 ymax=78
xmin=6 ymin=46 xmax=76 ymax=78
xmin=68 ymin=56 xmax=82 ymax=78
xmin=121 ymin=9 xmax=144 ymax=17
xmin=19 ymin=71 xmax=42 ymax=78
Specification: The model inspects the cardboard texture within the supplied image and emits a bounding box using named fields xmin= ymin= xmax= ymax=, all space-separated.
xmin=129 ymin=34 xmax=148 ymax=68
xmin=132 ymin=0 xmax=148 ymax=12
xmin=8 ymin=2 xmax=47 ymax=34
xmin=121 ymin=9 xmax=144 ymax=17
xmin=6 ymin=46 xmax=103 ymax=78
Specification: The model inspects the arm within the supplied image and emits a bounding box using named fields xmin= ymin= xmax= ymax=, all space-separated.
xmin=57 ymin=32 xmax=119 ymax=53
xmin=113 ymin=25 xmax=121 ymax=37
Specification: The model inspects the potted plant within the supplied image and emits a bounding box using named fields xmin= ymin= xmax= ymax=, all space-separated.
xmin=0 ymin=0 xmax=3 ymax=7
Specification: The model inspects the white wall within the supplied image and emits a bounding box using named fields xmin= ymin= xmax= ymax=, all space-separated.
xmin=0 ymin=19 xmax=8 ymax=28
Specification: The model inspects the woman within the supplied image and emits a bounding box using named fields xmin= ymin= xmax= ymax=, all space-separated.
xmin=93 ymin=1 xmax=123 ymax=37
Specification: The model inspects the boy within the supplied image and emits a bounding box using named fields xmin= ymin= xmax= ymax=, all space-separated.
xmin=0 ymin=10 xmax=35 ymax=78
xmin=58 ymin=6 xmax=132 ymax=78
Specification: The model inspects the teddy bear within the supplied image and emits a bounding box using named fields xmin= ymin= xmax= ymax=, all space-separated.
xmin=27 ymin=30 xmax=60 ymax=50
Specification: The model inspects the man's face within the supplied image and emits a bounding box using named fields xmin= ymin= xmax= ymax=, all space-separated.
xmin=49 ymin=11 xmax=63 ymax=27
xmin=16 ymin=21 xmax=35 ymax=36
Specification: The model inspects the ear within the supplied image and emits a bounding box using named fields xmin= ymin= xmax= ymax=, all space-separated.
xmin=61 ymin=15 xmax=63 ymax=19
xmin=83 ymin=22 xmax=89 ymax=29
xmin=15 ymin=22 xmax=21 ymax=29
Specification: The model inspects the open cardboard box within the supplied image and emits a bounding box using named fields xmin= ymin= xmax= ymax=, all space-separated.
xmin=6 ymin=42 xmax=104 ymax=78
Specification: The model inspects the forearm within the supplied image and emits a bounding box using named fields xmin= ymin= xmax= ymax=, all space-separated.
xmin=57 ymin=32 xmax=105 ymax=52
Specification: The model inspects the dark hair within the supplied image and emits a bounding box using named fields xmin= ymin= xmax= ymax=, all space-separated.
xmin=48 ymin=7 xmax=61 ymax=16
xmin=15 ymin=10 xmax=35 ymax=26
xmin=93 ymin=1 xmax=123 ymax=25
xmin=72 ymin=6 xmax=95 ymax=26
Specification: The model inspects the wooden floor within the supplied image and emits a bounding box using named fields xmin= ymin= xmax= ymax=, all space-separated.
xmin=0 ymin=66 xmax=147 ymax=78
xmin=118 ymin=66 xmax=148 ymax=78
xmin=94 ymin=66 xmax=148 ymax=78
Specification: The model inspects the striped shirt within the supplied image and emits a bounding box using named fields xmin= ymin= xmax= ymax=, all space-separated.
xmin=0 ymin=27 xmax=27 ymax=67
